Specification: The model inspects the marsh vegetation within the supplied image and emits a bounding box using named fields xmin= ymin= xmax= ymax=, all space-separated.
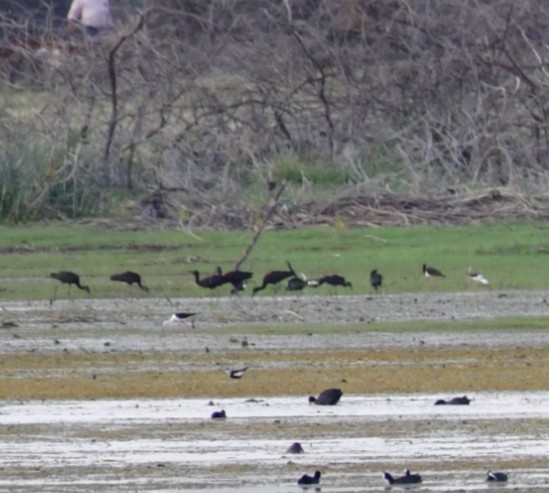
xmin=3 ymin=2 xmax=549 ymax=226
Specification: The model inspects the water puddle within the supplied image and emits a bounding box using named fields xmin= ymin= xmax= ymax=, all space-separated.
xmin=0 ymin=392 xmax=548 ymax=491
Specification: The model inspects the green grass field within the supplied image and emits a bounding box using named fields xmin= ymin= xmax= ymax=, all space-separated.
xmin=1 ymin=220 xmax=549 ymax=300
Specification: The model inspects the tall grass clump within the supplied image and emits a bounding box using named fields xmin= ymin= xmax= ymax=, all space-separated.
xmin=0 ymin=128 xmax=101 ymax=223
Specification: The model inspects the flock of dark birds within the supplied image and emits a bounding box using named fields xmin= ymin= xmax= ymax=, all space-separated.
xmin=49 ymin=260 xmax=489 ymax=303
xmin=209 ymin=387 xmax=508 ymax=488
xmin=192 ymin=261 xmax=360 ymax=296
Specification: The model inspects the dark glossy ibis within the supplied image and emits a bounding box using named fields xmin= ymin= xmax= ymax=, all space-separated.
xmin=218 ymin=268 xmax=253 ymax=294
xmin=316 ymin=274 xmax=352 ymax=293
xmin=50 ymin=271 xmax=90 ymax=298
xmin=110 ymin=271 xmax=149 ymax=292
xmin=370 ymin=269 xmax=383 ymax=291
xmin=191 ymin=269 xmax=225 ymax=291
xmin=252 ymin=261 xmax=297 ymax=295
xmin=286 ymin=276 xmax=307 ymax=292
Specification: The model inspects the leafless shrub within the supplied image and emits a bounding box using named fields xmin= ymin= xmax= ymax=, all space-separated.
xmin=3 ymin=1 xmax=549 ymax=225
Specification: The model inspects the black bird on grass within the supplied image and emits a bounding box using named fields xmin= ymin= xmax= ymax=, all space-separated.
xmin=218 ymin=268 xmax=254 ymax=294
xmin=308 ymin=388 xmax=343 ymax=406
xmin=487 ymin=471 xmax=508 ymax=482
xmin=316 ymin=274 xmax=353 ymax=291
xmin=286 ymin=276 xmax=308 ymax=292
xmin=423 ymin=263 xmax=445 ymax=278
xmin=297 ymin=470 xmax=321 ymax=485
xmin=110 ymin=271 xmax=149 ymax=292
xmin=370 ymin=269 xmax=383 ymax=291
xmin=252 ymin=261 xmax=297 ymax=295
xmin=434 ymin=395 xmax=471 ymax=405
xmin=384 ymin=469 xmax=422 ymax=485
xmin=192 ymin=268 xmax=225 ymax=292
xmin=50 ymin=271 xmax=90 ymax=298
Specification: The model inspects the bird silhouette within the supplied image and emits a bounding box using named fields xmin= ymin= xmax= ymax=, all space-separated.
xmin=229 ymin=367 xmax=248 ymax=379
xmin=384 ymin=469 xmax=422 ymax=485
xmin=252 ymin=261 xmax=297 ymax=295
xmin=370 ymin=269 xmax=383 ymax=291
xmin=316 ymin=274 xmax=352 ymax=292
xmin=423 ymin=264 xmax=445 ymax=277
xmin=286 ymin=276 xmax=308 ymax=292
xmin=308 ymin=388 xmax=343 ymax=405
xmin=487 ymin=471 xmax=508 ymax=482
xmin=297 ymin=470 xmax=321 ymax=485
xmin=192 ymin=269 xmax=225 ymax=291
xmin=162 ymin=312 xmax=196 ymax=326
xmin=211 ymin=410 xmax=226 ymax=420
xmin=467 ymin=266 xmax=489 ymax=285
xmin=110 ymin=271 xmax=149 ymax=292
xmin=286 ymin=442 xmax=304 ymax=454
xmin=434 ymin=395 xmax=471 ymax=405
xmin=50 ymin=271 xmax=90 ymax=299
xmin=218 ymin=268 xmax=253 ymax=294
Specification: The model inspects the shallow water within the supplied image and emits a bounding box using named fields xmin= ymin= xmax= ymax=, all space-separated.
xmin=0 ymin=392 xmax=548 ymax=492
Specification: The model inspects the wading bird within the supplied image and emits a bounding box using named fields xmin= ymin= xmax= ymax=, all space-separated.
xmin=315 ymin=274 xmax=352 ymax=294
xmin=370 ymin=269 xmax=383 ymax=291
xmin=228 ymin=367 xmax=248 ymax=379
xmin=467 ymin=266 xmax=489 ymax=286
xmin=191 ymin=268 xmax=225 ymax=292
xmin=50 ymin=271 xmax=90 ymax=299
xmin=218 ymin=268 xmax=253 ymax=294
xmin=423 ymin=263 xmax=445 ymax=278
xmin=110 ymin=271 xmax=149 ymax=292
xmin=162 ymin=312 xmax=196 ymax=326
xmin=252 ymin=261 xmax=297 ymax=295
xmin=487 ymin=471 xmax=508 ymax=482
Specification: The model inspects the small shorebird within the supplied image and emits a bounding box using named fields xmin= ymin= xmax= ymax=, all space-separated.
xmin=228 ymin=367 xmax=248 ymax=379
xmin=487 ymin=471 xmax=508 ymax=482
xmin=467 ymin=266 xmax=489 ymax=285
xmin=423 ymin=264 xmax=445 ymax=278
xmin=162 ymin=312 xmax=196 ymax=327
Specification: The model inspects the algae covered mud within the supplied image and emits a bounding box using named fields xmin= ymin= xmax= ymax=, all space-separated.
xmin=0 ymin=290 xmax=548 ymax=491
